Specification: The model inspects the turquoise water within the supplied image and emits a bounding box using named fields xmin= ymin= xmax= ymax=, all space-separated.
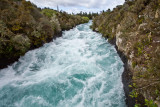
xmin=0 ymin=21 xmax=126 ymax=107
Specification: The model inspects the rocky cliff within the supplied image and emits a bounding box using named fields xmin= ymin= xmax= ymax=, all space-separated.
xmin=0 ymin=0 xmax=89 ymax=69
xmin=92 ymin=0 xmax=160 ymax=106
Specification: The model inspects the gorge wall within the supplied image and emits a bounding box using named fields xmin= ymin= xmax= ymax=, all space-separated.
xmin=92 ymin=0 xmax=160 ymax=106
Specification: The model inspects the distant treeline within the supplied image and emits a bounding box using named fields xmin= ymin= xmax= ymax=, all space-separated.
xmin=42 ymin=7 xmax=99 ymax=19
xmin=76 ymin=12 xmax=99 ymax=19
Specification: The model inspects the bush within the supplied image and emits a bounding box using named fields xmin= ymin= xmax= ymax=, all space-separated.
xmin=41 ymin=9 xmax=57 ymax=18
xmin=82 ymin=16 xmax=89 ymax=22
xmin=145 ymin=99 xmax=158 ymax=107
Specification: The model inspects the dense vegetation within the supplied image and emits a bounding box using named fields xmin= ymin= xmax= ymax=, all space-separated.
xmin=0 ymin=0 xmax=89 ymax=69
xmin=92 ymin=0 xmax=160 ymax=106
xmin=76 ymin=11 xmax=99 ymax=19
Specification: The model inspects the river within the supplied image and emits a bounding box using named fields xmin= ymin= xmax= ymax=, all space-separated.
xmin=0 ymin=21 xmax=126 ymax=107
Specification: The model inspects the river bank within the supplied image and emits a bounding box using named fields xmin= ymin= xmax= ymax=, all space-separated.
xmin=91 ymin=30 xmax=136 ymax=106
xmin=0 ymin=0 xmax=89 ymax=69
xmin=108 ymin=38 xmax=137 ymax=107
xmin=92 ymin=0 xmax=160 ymax=106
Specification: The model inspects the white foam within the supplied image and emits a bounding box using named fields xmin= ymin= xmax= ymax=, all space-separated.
xmin=0 ymin=21 xmax=126 ymax=107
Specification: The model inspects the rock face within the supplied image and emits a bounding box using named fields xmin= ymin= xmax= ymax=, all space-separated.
xmin=92 ymin=0 xmax=160 ymax=106
xmin=0 ymin=0 xmax=89 ymax=69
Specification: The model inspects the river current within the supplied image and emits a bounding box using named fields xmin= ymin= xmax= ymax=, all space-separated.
xmin=0 ymin=21 xmax=126 ymax=107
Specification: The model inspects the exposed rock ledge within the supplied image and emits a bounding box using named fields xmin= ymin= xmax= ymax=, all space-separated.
xmin=92 ymin=0 xmax=160 ymax=106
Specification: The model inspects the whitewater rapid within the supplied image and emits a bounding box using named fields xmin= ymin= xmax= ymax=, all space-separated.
xmin=0 ymin=21 xmax=126 ymax=107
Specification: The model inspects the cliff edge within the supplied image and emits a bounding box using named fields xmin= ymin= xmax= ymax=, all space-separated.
xmin=92 ymin=0 xmax=160 ymax=106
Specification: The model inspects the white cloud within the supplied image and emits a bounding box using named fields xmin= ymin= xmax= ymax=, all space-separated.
xmin=27 ymin=0 xmax=125 ymax=13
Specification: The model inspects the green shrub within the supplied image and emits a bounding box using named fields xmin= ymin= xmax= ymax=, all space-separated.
xmin=82 ymin=16 xmax=89 ymax=22
xmin=145 ymin=99 xmax=158 ymax=107
xmin=132 ymin=61 xmax=137 ymax=68
xmin=134 ymin=104 xmax=141 ymax=107
xmin=41 ymin=9 xmax=57 ymax=18
xmin=138 ymin=16 xmax=144 ymax=24
xmin=130 ymin=90 xmax=138 ymax=98
xmin=12 ymin=24 xmax=22 ymax=31
xmin=22 ymin=0 xmax=33 ymax=10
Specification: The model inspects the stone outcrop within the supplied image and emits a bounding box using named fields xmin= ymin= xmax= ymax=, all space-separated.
xmin=92 ymin=0 xmax=160 ymax=106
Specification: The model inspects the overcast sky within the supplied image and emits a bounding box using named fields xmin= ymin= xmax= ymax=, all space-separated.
xmin=27 ymin=0 xmax=125 ymax=13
